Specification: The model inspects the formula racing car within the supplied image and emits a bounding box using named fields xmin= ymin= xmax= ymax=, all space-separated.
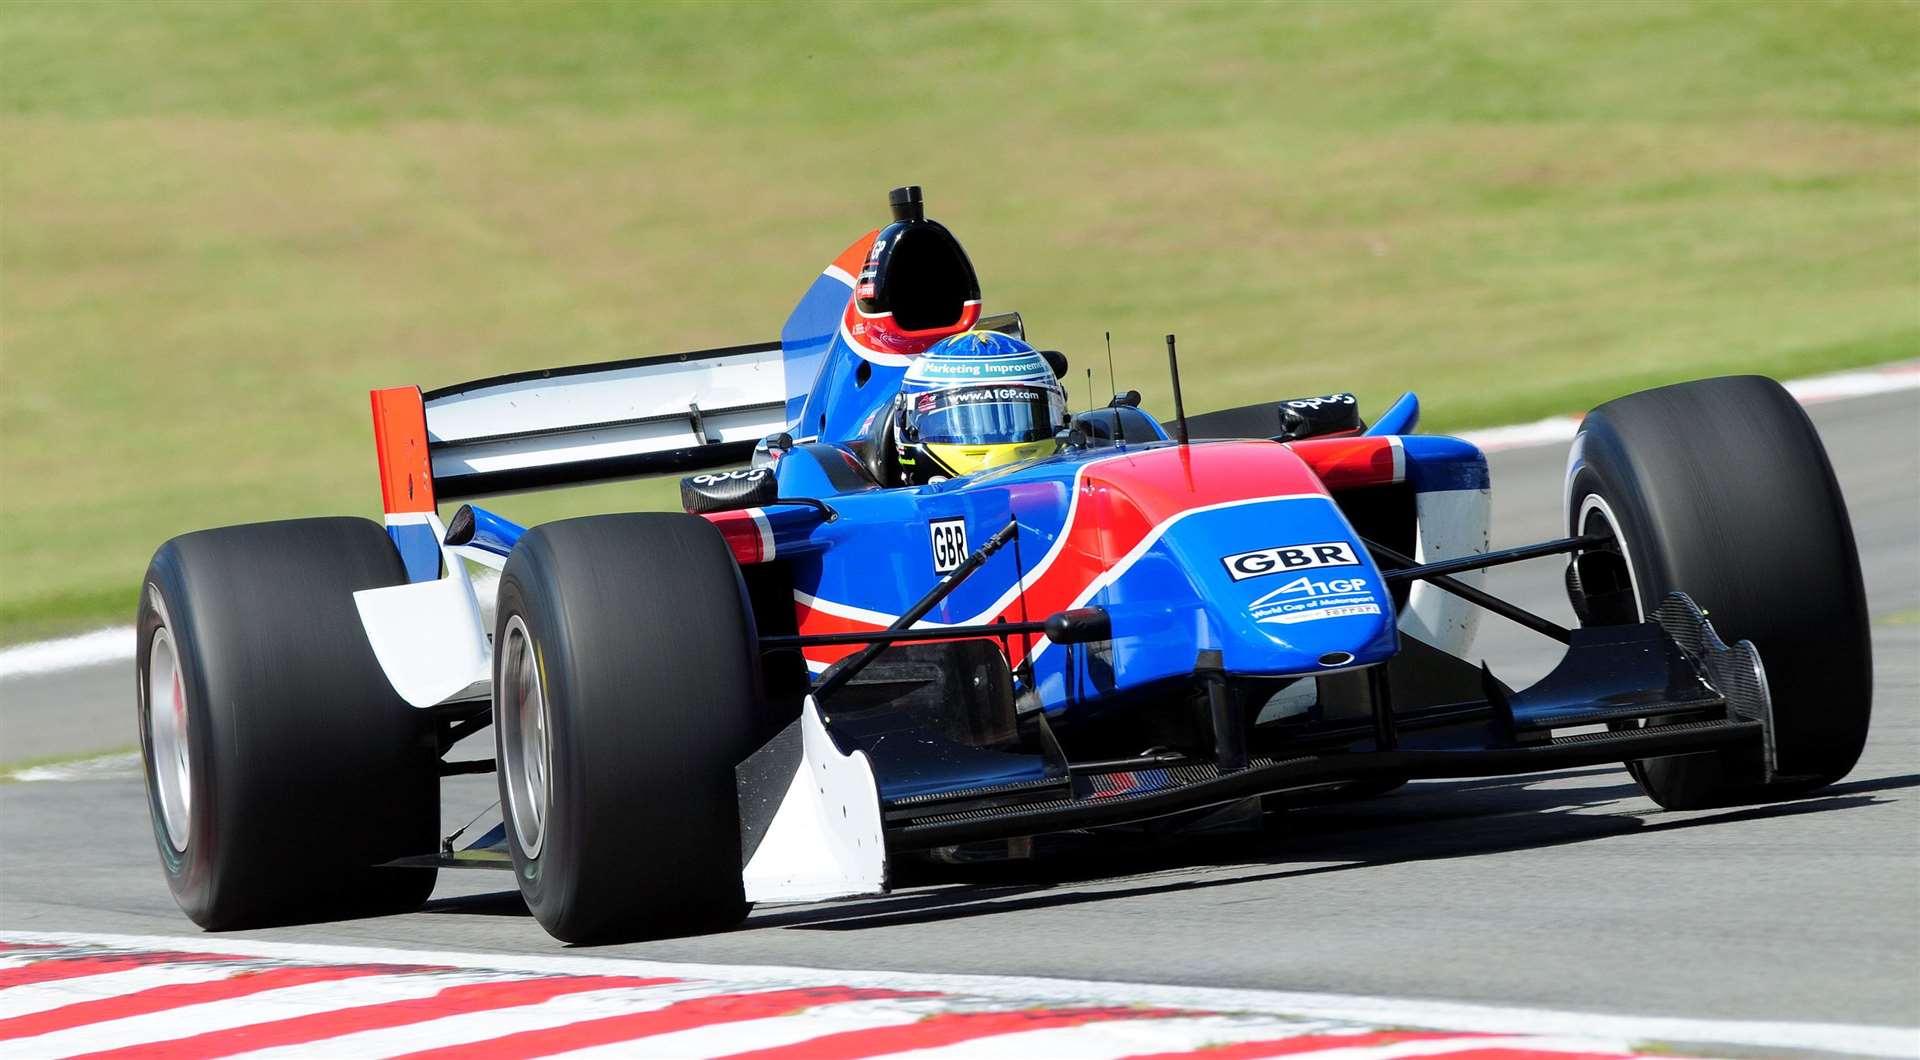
xmin=136 ymin=187 xmax=1872 ymax=942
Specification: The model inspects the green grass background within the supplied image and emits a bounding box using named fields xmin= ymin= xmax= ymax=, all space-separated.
xmin=3 ymin=0 xmax=1916 ymax=642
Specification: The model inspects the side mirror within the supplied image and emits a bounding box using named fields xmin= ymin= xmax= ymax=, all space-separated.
xmin=1040 ymin=349 xmax=1069 ymax=378
xmin=1108 ymin=390 xmax=1141 ymax=409
xmin=1044 ymin=606 xmax=1111 ymax=644
xmin=681 ymin=466 xmax=780 ymax=515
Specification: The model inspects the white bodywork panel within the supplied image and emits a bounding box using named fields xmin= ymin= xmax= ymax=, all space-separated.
xmin=1397 ymin=487 xmax=1493 ymax=658
xmin=355 ymin=514 xmax=493 ymax=709
xmin=425 ymin=347 xmax=791 ymax=481
xmin=742 ymin=696 xmax=888 ymax=904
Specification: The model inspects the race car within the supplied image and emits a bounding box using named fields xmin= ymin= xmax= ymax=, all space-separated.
xmin=136 ymin=187 xmax=1872 ymax=943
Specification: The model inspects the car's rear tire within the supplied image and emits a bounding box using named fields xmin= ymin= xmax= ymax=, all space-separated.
xmin=1565 ymin=375 xmax=1871 ymax=809
xmin=494 ymin=513 xmax=762 ymax=943
xmin=136 ymin=518 xmax=440 ymax=929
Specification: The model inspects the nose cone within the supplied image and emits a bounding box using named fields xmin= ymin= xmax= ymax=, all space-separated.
xmin=1162 ymin=497 xmax=1398 ymax=674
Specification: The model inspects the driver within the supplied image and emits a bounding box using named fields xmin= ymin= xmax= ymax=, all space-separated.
xmin=893 ymin=330 xmax=1070 ymax=485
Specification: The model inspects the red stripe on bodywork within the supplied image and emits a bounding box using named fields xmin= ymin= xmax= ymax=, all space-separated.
xmin=371 ymin=386 xmax=437 ymax=515
xmin=796 ymin=442 xmax=1330 ymax=670
xmin=393 ymin=986 xmax=930 ymax=1060
xmin=829 ymin=231 xmax=880 ymax=282
xmin=0 ymin=952 xmax=238 ymax=991
xmin=1 ymin=965 xmax=394 ymax=1043
xmin=1286 ymin=436 xmax=1402 ymax=490
xmin=843 ymin=299 xmax=983 ymax=358
xmin=704 ymin=509 xmax=766 ymax=565
xmin=720 ymin=1005 xmax=1192 ymax=1060
xmin=84 ymin=974 xmax=678 ymax=1059
xmin=1119 ymin=1029 xmax=1479 ymax=1059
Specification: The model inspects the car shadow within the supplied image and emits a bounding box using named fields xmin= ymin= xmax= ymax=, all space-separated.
xmin=418 ymin=768 xmax=1919 ymax=928
xmin=757 ymin=768 xmax=1918 ymax=932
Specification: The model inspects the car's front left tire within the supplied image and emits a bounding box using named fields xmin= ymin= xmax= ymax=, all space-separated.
xmin=1565 ymin=375 xmax=1871 ymax=809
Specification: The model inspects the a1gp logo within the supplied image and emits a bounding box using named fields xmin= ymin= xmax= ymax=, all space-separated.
xmin=1220 ymin=541 xmax=1359 ymax=581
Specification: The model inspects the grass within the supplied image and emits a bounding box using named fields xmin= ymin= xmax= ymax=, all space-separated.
xmin=0 ymin=746 xmax=139 ymax=781
xmin=2 ymin=0 xmax=1916 ymax=641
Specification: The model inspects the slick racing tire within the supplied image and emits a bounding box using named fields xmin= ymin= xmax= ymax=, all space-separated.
xmin=494 ymin=513 xmax=762 ymax=943
xmin=136 ymin=518 xmax=439 ymax=929
xmin=1565 ymin=375 xmax=1870 ymax=809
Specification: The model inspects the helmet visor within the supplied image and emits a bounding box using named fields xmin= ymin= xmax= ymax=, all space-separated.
xmin=910 ymin=384 xmax=1063 ymax=446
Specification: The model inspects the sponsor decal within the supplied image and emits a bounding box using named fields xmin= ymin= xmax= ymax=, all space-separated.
xmin=691 ymin=467 xmax=768 ymax=487
xmin=1284 ymin=393 xmax=1356 ymax=411
xmin=929 ymin=517 xmax=969 ymax=573
xmin=1248 ymin=573 xmax=1383 ymax=626
xmin=943 ymin=385 xmax=1049 ymax=405
xmin=916 ymin=356 xmax=1049 ymax=380
xmin=1221 ymin=540 xmax=1359 ymax=581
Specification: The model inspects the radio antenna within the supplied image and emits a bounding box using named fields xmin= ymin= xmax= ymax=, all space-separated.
xmin=1085 ymin=367 xmax=1093 ymax=413
xmin=1166 ymin=333 xmax=1190 ymax=446
xmin=1105 ymin=331 xmax=1117 ymax=396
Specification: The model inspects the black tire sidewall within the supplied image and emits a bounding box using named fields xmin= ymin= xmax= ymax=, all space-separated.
xmin=135 ymin=518 xmax=439 ymax=929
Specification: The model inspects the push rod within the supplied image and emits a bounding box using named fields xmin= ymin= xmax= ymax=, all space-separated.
xmin=813 ymin=518 xmax=1021 ymax=698
xmin=1363 ymin=538 xmax=1573 ymax=644
xmin=1381 ymin=534 xmax=1609 ymax=585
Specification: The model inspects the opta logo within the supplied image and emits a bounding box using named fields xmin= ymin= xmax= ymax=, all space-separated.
xmin=1283 ymin=394 xmax=1355 ymax=411
xmin=1220 ymin=541 xmax=1359 ymax=581
xmin=692 ymin=468 xmax=767 ymax=486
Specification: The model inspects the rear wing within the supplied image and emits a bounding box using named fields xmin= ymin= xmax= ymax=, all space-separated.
xmin=358 ymin=343 xmax=798 ymax=702
xmin=372 ymin=342 xmax=793 ymax=512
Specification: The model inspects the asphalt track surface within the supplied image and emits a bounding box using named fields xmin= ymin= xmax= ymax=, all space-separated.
xmin=2 ymin=389 xmax=1915 ymax=1036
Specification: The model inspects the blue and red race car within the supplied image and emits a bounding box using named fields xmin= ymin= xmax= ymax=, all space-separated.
xmin=137 ymin=187 xmax=1872 ymax=942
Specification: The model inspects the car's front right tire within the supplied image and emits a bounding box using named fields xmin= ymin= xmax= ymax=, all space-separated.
xmin=494 ymin=513 xmax=763 ymax=943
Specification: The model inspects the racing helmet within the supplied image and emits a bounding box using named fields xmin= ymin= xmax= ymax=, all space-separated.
xmin=896 ymin=331 xmax=1069 ymax=484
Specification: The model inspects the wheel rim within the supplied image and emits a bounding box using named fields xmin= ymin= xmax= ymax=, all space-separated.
xmin=146 ymin=626 xmax=192 ymax=853
xmin=1576 ymin=493 xmax=1644 ymax=619
xmin=499 ymin=616 xmax=552 ymax=860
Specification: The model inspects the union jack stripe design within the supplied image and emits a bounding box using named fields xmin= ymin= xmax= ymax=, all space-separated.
xmin=0 ymin=938 xmax=1692 ymax=1060
xmin=792 ymin=442 xmax=1334 ymax=670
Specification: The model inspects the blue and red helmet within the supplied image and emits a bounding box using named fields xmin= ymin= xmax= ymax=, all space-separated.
xmin=897 ymin=331 xmax=1069 ymax=483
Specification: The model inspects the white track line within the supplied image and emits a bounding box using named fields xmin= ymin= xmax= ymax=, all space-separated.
xmin=0 ymin=627 xmax=133 ymax=680
xmin=1455 ymin=359 xmax=1920 ymax=454
xmin=2 ymin=359 xmax=1914 ymax=681
xmin=5 ymin=932 xmax=1912 ymax=1058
